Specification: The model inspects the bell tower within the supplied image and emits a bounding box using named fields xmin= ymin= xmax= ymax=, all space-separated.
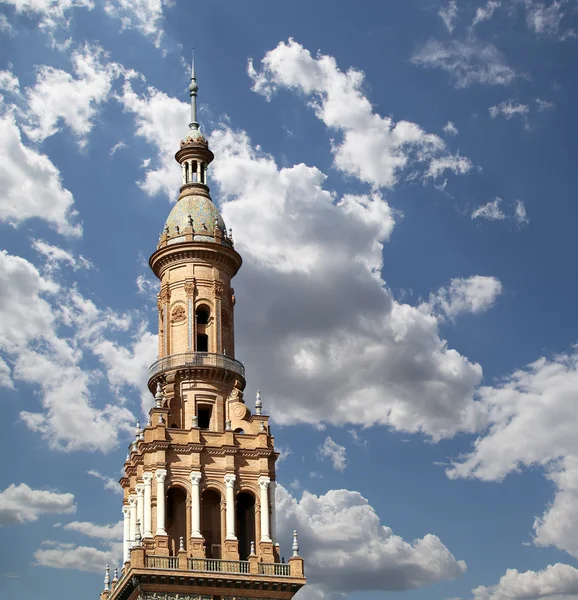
xmin=101 ymin=58 xmax=306 ymax=600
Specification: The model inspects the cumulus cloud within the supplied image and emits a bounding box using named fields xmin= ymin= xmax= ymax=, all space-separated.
xmin=35 ymin=541 xmax=117 ymax=573
xmin=277 ymin=486 xmax=466 ymax=593
xmin=424 ymin=276 xmax=503 ymax=321
xmin=61 ymin=520 xmax=123 ymax=541
xmin=439 ymin=0 xmax=458 ymax=32
xmin=248 ymin=39 xmax=472 ymax=188
xmin=209 ymin=124 xmax=485 ymax=439
xmin=514 ymin=199 xmax=529 ymax=226
xmin=118 ymin=80 xmax=188 ymax=198
xmin=0 ymin=483 xmax=75 ymax=525
xmin=446 ymin=347 xmax=578 ymax=558
xmin=0 ymin=114 xmax=81 ymax=236
xmin=411 ymin=37 xmax=517 ymax=88
xmin=318 ymin=437 xmax=348 ymax=471
xmin=20 ymin=45 xmax=128 ymax=147
xmin=0 ymin=356 xmax=14 ymax=389
xmin=0 ymin=250 xmax=154 ymax=451
xmin=472 ymin=562 xmax=578 ymax=600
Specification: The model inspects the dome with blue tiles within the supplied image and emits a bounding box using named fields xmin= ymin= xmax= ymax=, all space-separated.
xmin=181 ymin=127 xmax=207 ymax=146
xmin=164 ymin=195 xmax=226 ymax=245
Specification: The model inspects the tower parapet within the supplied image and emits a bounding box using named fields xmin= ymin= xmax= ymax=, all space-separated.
xmin=104 ymin=57 xmax=305 ymax=600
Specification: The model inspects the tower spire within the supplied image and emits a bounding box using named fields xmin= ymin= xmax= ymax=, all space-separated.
xmin=189 ymin=49 xmax=199 ymax=131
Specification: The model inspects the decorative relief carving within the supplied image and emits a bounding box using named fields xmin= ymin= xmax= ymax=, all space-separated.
xmin=215 ymin=282 xmax=224 ymax=298
xmin=231 ymin=288 xmax=235 ymax=306
xmin=171 ymin=305 xmax=186 ymax=323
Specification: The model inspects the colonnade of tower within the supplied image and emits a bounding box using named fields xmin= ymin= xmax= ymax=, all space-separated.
xmin=102 ymin=58 xmax=305 ymax=600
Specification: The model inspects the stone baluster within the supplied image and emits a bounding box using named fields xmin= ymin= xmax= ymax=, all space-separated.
xmin=190 ymin=471 xmax=202 ymax=538
xmin=143 ymin=472 xmax=153 ymax=537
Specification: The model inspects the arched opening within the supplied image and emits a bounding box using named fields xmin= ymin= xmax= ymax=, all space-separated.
xmin=234 ymin=428 xmax=244 ymax=434
xmin=196 ymin=306 xmax=210 ymax=325
xmin=236 ymin=491 xmax=256 ymax=561
xmin=166 ymin=486 xmax=187 ymax=556
xmin=200 ymin=163 xmax=205 ymax=184
xmin=184 ymin=162 xmax=189 ymax=183
xmin=201 ymin=489 xmax=222 ymax=558
xmin=192 ymin=161 xmax=198 ymax=182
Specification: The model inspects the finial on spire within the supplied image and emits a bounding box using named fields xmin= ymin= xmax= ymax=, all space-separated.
xmin=255 ymin=390 xmax=262 ymax=415
xmin=189 ymin=48 xmax=199 ymax=131
xmin=104 ymin=564 xmax=110 ymax=591
xmin=292 ymin=530 xmax=299 ymax=556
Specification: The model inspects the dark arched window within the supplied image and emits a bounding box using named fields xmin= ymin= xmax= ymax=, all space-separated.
xmin=196 ymin=306 xmax=210 ymax=325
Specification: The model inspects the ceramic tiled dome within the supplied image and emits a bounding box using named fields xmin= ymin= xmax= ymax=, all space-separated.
xmin=164 ymin=195 xmax=226 ymax=245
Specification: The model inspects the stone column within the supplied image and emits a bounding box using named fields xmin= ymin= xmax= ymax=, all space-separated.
xmin=224 ymin=474 xmax=237 ymax=540
xmin=155 ymin=469 xmax=167 ymax=535
xmin=136 ymin=484 xmax=144 ymax=537
xmin=270 ymin=479 xmax=277 ymax=545
xmin=184 ymin=281 xmax=195 ymax=352
xmin=215 ymin=283 xmax=223 ymax=353
xmin=143 ymin=473 xmax=153 ymax=538
xmin=122 ymin=505 xmax=131 ymax=563
xmin=129 ymin=495 xmax=137 ymax=548
xmin=258 ymin=476 xmax=271 ymax=542
xmin=197 ymin=160 xmax=201 ymax=183
xmin=190 ymin=471 xmax=202 ymax=538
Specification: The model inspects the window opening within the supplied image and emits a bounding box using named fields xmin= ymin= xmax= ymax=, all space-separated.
xmin=196 ymin=306 xmax=210 ymax=325
xmin=197 ymin=405 xmax=212 ymax=429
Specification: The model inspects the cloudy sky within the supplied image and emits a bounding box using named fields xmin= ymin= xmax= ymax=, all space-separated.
xmin=2 ymin=1 xmax=578 ymax=599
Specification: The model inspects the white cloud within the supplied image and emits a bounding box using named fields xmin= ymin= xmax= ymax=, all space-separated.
xmin=210 ymin=124 xmax=485 ymax=440
xmin=0 ymin=356 xmax=13 ymax=389
xmin=489 ymin=99 xmax=530 ymax=122
xmin=0 ymin=70 xmax=19 ymax=94
xmin=62 ymin=520 xmax=123 ymax=541
xmin=318 ymin=437 xmax=348 ymax=471
xmin=472 ymin=197 xmax=528 ymax=226
xmin=87 ymin=470 xmax=122 ymax=495
xmin=0 ymin=250 xmax=148 ymax=451
xmin=0 ymin=0 xmax=94 ymax=32
xmin=0 ymin=483 xmax=75 ymax=525
xmin=21 ymin=45 xmax=126 ymax=147
xmin=439 ymin=0 xmax=458 ymax=32
xmin=118 ymin=80 xmax=188 ymax=198
xmin=525 ymin=0 xmax=566 ymax=37
xmin=424 ymin=276 xmax=503 ymax=321
xmin=471 ymin=1 xmax=501 ymax=28
xmin=109 ymin=140 xmax=127 ymax=156
xmin=0 ymin=114 xmax=81 ymax=236
xmin=472 ymin=198 xmax=507 ymax=221
xmin=443 ymin=121 xmax=458 ymax=136
xmin=103 ymin=0 xmax=168 ymax=47
xmin=514 ymin=199 xmax=529 ymax=226
xmin=249 ymin=39 xmax=472 ymax=188
xmin=35 ymin=542 xmax=116 ymax=573
xmin=0 ymin=13 xmax=14 ymax=34
xmin=277 ymin=486 xmax=466 ymax=593
xmin=33 ymin=240 xmax=92 ymax=272
xmin=411 ymin=37 xmax=517 ymax=88
xmin=535 ymin=98 xmax=555 ymax=112
xmin=472 ymin=563 xmax=578 ymax=600
xmin=135 ymin=274 xmax=157 ymax=295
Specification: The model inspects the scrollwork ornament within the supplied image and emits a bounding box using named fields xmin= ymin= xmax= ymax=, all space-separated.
xmin=140 ymin=594 xmax=212 ymax=600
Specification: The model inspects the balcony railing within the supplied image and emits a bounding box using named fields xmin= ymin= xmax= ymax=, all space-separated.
xmin=144 ymin=556 xmax=292 ymax=577
xmin=187 ymin=558 xmax=250 ymax=574
xmin=145 ymin=555 xmax=179 ymax=570
xmin=148 ymin=352 xmax=245 ymax=380
xmin=258 ymin=562 xmax=291 ymax=576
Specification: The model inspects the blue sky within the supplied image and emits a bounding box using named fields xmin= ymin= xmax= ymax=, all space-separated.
xmin=1 ymin=1 xmax=578 ymax=599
